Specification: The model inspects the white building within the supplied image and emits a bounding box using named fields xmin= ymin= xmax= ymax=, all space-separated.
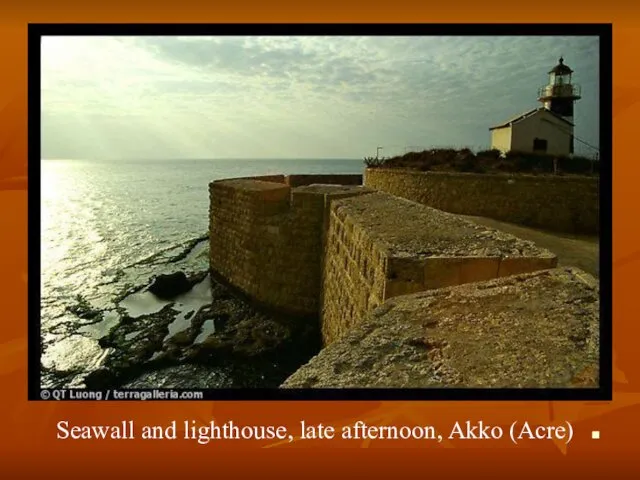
xmin=490 ymin=57 xmax=581 ymax=156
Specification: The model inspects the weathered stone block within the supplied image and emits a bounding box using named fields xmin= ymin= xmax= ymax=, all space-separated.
xmin=422 ymin=256 xmax=501 ymax=290
xmin=498 ymin=256 xmax=558 ymax=277
xmin=283 ymin=267 xmax=599 ymax=389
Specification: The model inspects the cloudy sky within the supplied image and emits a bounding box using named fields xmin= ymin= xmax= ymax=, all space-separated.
xmin=41 ymin=35 xmax=600 ymax=160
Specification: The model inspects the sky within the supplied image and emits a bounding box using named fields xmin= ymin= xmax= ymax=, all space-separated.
xmin=41 ymin=35 xmax=600 ymax=160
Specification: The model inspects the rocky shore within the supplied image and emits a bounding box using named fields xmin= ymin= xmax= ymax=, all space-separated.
xmin=81 ymin=269 xmax=321 ymax=389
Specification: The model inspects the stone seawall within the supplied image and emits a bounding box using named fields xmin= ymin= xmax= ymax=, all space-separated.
xmin=230 ymin=173 xmax=363 ymax=187
xmin=321 ymin=203 xmax=389 ymax=344
xmin=320 ymin=192 xmax=558 ymax=345
xmin=209 ymin=176 xmax=563 ymax=344
xmin=364 ymin=168 xmax=599 ymax=234
xmin=208 ymin=173 xmax=599 ymax=389
xmin=285 ymin=174 xmax=363 ymax=187
xmin=208 ymin=175 xmax=369 ymax=317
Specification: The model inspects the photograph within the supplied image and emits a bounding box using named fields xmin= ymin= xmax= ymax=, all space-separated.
xmin=36 ymin=27 xmax=604 ymax=397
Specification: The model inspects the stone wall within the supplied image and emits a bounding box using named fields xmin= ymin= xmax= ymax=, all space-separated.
xmin=209 ymin=174 xmax=576 ymax=349
xmin=319 ymin=192 xmax=558 ymax=345
xmin=208 ymin=171 xmax=599 ymax=389
xmin=283 ymin=267 xmax=600 ymax=389
xmin=209 ymin=175 xmax=369 ymax=317
xmin=364 ymin=168 xmax=599 ymax=234
xmin=229 ymin=174 xmax=363 ymax=187
xmin=284 ymin=174 xmax=362 ymax=187
xmin=321 ymin=204 xmax=388 ymax=344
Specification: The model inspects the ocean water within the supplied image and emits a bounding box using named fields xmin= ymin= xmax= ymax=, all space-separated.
xmin=40 ymin=158 xmax=364 ymax=387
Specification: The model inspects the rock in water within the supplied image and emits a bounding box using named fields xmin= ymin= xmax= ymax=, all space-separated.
xmin=84 ymin=368 xmax=117 ymax=390
xmin=148 ymin=272 xmax=192 ymax=299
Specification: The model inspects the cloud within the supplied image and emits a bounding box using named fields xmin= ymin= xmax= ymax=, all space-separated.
xmin=40 ymin=34 xmax=600 ymax=159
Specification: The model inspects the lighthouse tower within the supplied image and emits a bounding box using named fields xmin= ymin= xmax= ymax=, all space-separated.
xmin=537 ymin=57 xmax=581 ymax=125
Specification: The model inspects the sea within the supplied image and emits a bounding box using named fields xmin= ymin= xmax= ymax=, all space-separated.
xmin=40 ymin=158 xmax=365 ymax=388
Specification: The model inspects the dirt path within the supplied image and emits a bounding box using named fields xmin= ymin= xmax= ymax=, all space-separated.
xmin=461 ymin=215 xmax=599 ymax=278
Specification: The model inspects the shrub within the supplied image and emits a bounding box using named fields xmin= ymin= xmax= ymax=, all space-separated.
xmin=365 ymin=147 xmax=599 ymax=176
xmin=477 ymin=149 xmax=502 ymax=160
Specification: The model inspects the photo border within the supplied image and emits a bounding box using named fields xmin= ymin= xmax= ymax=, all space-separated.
xmin=28 ymin=23 xmax=612 ymax=402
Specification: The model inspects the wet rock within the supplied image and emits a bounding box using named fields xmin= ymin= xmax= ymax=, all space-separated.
xmin=67 ymin=295 xmax=102 ymax=320
xmin=84 ymin=368 xmax=117 ymax=389
xmin=148 ymin=272 xmax=192 ymax=299
xmin=201 ymin=314 xmax=290 ymax=356
xmin=84 ymin=271 xmax=321 ymax=390
xmin=167 ymin=329 xmax=193 ymax=347
xmin=98 ymin=303 xmax=179 ymax=372
xmin=122 ymin=364 xmax=235 ymax=389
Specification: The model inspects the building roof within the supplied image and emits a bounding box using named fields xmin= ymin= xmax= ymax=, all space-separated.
xmin=548 ymin=57 xmax=574 ymax=75
xmin=489 ymin=107 xmax=574 ymax=131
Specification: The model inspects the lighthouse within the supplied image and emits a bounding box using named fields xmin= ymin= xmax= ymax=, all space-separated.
xmin=489 ymin=57 xmax=579 ymax=156
xmin=537 ymin=56 xmax=582 ymax=125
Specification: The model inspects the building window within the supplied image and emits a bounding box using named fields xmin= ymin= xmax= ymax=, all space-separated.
xmin=570 ymin=135 xmax=574 ymax=154
xmin=533 ymin=138 xmax=548 ymax=152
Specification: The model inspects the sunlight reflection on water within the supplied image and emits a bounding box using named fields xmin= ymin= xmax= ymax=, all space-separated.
xmin=41 ymin=335 xmax=105 ymax=372
xmin=40 ymin=158 xmax=364 ymax=386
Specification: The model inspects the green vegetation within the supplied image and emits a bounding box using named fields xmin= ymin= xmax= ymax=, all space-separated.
xmin=364 ymin=148 xmax=599 ymax=176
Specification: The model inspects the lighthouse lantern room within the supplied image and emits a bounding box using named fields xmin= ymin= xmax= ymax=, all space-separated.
xmin=537 ymin=57 xmax=582 ymax=124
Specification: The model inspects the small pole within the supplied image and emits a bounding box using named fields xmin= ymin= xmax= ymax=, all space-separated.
xmin=376 ymin=146 xmax=383 ymax=159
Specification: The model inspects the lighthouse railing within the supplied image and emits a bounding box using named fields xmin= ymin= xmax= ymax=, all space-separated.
xmin=537 ymin=84 xmax=581 ymax=99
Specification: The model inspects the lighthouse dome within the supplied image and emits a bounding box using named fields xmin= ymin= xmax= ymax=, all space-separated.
xmin=548 ymin=57 xmax=574 ymax=75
